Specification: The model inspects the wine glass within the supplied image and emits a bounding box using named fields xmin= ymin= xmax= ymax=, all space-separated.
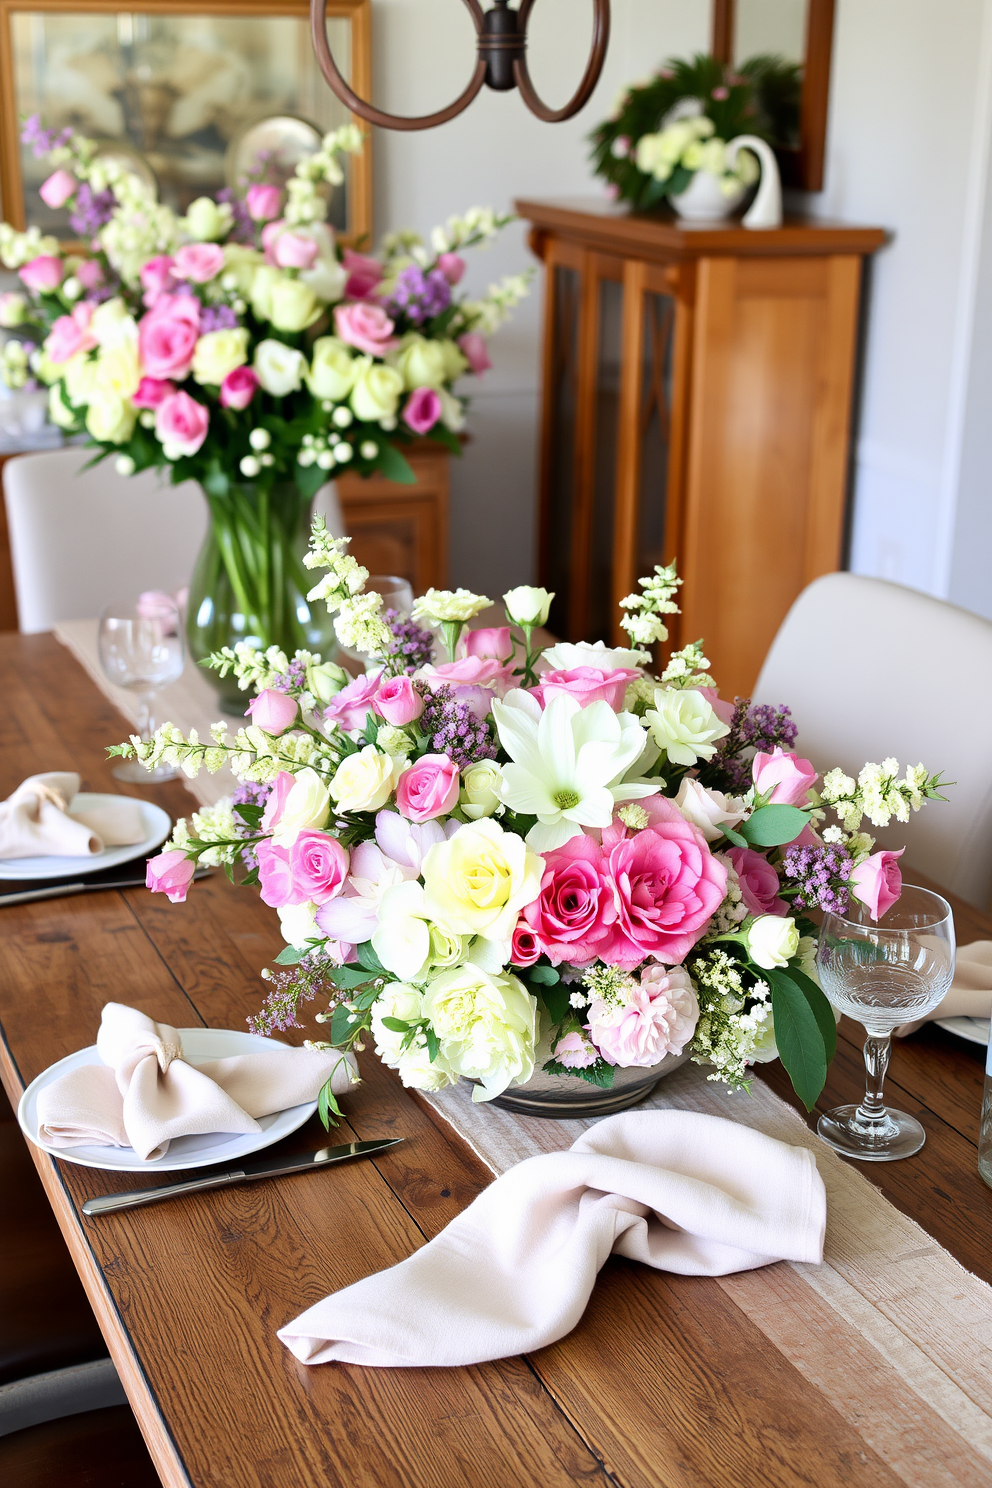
xmin=816 ymin=885 xmax=955 ymax=1161
xmin=98 ymin=596 xmax=185 ymax=782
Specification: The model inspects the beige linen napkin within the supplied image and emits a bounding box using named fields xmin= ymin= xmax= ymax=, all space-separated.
xmin=37 ymin=1003 xmax=358 ymax=1161
xmin=278 ymin=1109 xmax=826 ymax=1369
xmin=0 ymin=772 xmax=145 ymax=859
xmin=897 ymin=941 xmax=992 ymax=1035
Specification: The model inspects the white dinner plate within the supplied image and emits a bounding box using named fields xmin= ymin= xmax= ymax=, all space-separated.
xmin=0 ymin=795 xmax=171 ymax=880
xmin=935 ymin=1016 xmax=991 ymax=1047
xmin=17 ymin=1027 xmax=317 ymax=1172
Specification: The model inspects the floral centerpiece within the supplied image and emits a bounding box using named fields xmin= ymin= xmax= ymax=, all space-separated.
xmin=0 ymin=119 xmax=529 ymax=694
xmin=113 ymin=531 xmax=944 ymax=1122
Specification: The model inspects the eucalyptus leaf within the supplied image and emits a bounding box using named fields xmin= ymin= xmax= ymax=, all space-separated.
xmin=528 ymin=965 xmax=560 ymax=985
xmin=740 ymin=804 xmax=809 ymax=848
xmin=719 ymin=822 xmax=748 ymax=849
xmin=325 ymin=965 xmax=373 ymax=989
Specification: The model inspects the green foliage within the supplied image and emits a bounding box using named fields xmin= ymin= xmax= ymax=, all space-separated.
xmin=356 ymin=940 xmax=386 ymax=975
xmin=317 ymin=1076 xmax=343 ymax=1130
xmin=542 ymin=1056 xmax=615 ymax=1089
xmin=374 ymin=442 xmax=417 ymax=484
xmin=273 ymin=944 xmax=303 ymax=965
xmin=739 ymin=804 xmax=809 ymax=847
xmin=766 ymin=969 xmax=828 ymax=1110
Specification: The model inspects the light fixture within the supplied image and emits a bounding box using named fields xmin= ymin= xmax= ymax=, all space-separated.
xmin=311 ymin=0 xmax=611 ymax=130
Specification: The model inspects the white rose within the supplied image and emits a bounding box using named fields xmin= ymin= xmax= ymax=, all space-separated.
xmin=48 ymin=382 xmax=78 ymax=429
xmin=541 ymin=638 xmax=642 ymax=670
xmin=223 ymin=244 xmax=264 ymax=294
xmin=306 ymin=659 xmax=349 ymax=704
xmin=748 ymin=1001 xmax=779 ymax=1063
xmin=423 ymin=964 xmax=537 ymax=1100
xmin=192 ymin=327 xmax=249 ymax=386
xmin=307 ymin=337 xmax=357 ymax=401
xmin=183 ymin=196 xmax=233 ymax=242
xmin=412 ymin=587 xmax=491 ymax=625
xmin=503 ymin=585 xmax=553 ymax=627
xmin=277 ymin=899 xmax=319 ymax=948
xmin=329 ymin=746 xmax=402 ymax=814
xmin=372 ymin=882 xmax=432 ymax=982
xmin=90 ymin=298 xmax=136 ymax=349
xmin=272 ymin=767 xmax=331 ymax=846
xmin=393 ymin=1041 xmax=459 ymax=1091
xmin=747 ymin=915 xmax=800 ymax=970
xmin=62 ymin=351 xmax=97 ymax=406
xmin=254 ymin=338 xmax=307 ymax=397
xmin=370 ymin=981 xmax=424 ymax=1063
xmin=85 ymin=392 xmax=136 ymax=444
xmin=645 ymin=687 xmax=730 ymax=766
xmin=350 ymin=357 xmax=403 ymax=421
xmin=460 ymin=760 xmax=502 ymax=820
xmin=392 ymin=333 xmax=447 ymax=390
xmin=674 ymin=778 xmax=746 ymax=843
xmin=271 ymin=278 xmax=320 ymax=333
xmin=438 ymin=387 xmax=465 ymax=432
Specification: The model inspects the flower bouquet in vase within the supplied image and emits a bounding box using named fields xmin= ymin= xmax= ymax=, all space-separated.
xmin=115 ymin=532 xmax=945 ymax=1120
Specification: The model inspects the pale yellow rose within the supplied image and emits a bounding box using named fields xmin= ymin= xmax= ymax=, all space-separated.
xmin=272 ymin=767 xmax=331 ymax=846
xmin=269 ymin=278 xmax=320 ymax=333
xmin=48 ymin=382 xmax=79 ymax=429
xmin=391 ymin=333 xmax=447 ymax=390
xmin=421 ymin=818 xmax=543 ymax=940
xmin=350 ymin=357 xmax=403 ymax=421
xmin=223 ymin=244 xmax=264 ymax=295
xmin=250 ymin=265 xmax=282 ymax=323
xmin=423 ymin=964 xmax=537 ymax=1100
xmin=459 ymin=760 xmax=502 ymax=820
xmin=93 ymin=341 xmax=140 ymax=399
xmin=307 ymin=337 xmax=357 ymax=401
xmin=192 ymin=327 xmax=250 ymax=386
xmin=439 ymin=338 xmax=469 ymax=381
xmin=62 ymin=352 xmax=97 ymax=407
xmin=184 ymin=196 xmax=232 ymax=242
xmin=90 ymin=298 xmax=136 ymax=349
xmin=438 ymin=387 xmax=465 ymax=432
xmin=328 ymin=746 xmax=402 ymax=814
xmin=86 ymin=392 xmax=136 ymax=444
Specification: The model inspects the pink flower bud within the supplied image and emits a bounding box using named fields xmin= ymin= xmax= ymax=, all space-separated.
xmin=18 ymin=255 xmax=64 ymax=294
xmin=752 ymin=747 xmax=818 ymax=806
xmin=39 ymin=169 xmax=78 ymax=209
xmin=458 ymin=331 xmax=491 ymax=376
xmin=403 ymin=387 xmax=442 ymax=435
xmin=464 ymin=626 xmax=513 ymax=662
xmin=219 ymin=365 xmax=259 ymax=410
xmin=146 ymin=850 xmax=196 ymax=903
xmin=437 ymin=252 xmax=466 ymax=285
xmin=850 ymin=849 xmax=905 ymax=921
xmin=246 ymin=689 xmax=299 ymax=735
xmin=372 ymin=674 xmax=424 ymax=726
xmin=246 ymin=184 xmax=282 ymax=223
xmin=272 ymin=231 xmax=319 ymax=271
xmin=173 ymin=243 xmax=225 ymax=284
xmin=133 ymin=377 xmax=175 ymax=410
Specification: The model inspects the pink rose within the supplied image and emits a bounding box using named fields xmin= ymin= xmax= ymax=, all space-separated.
xmin=850 ymin=849 xmax=904 ymax=921
xmin=752 ymin=746 xmax=818 ymax=806
xmin=510 ymin=920 xmax=541 ymax=967
xmin=334 ymin=301 xmax=398 ymax=357
xmin=39 ymin=169 xmax=77 ymax=209
xmin=139 ymin=256 xmax=177 ymax=306
xmin=76 ymin=260 xmax=104 ymax=291
xmin=257 ymin=839 xmax=296 ymax=908
xmin=261 ymin=771 xmax=296 ymax=832
xmin=437 ymin=252 xmax=466 ymax=285
xmin=45 ymin=301 xmax=97 ymax=364
xmin=403 ymin=387 xmax=442 ymax=434
xmin=139 ymin=295 xmax=200 ymax=380
xmin=272 ymin=231 xmax=319 ymax=271
xmin=146 ymin=850 xmax=196 ymax=903
xmin=324 ymin=670 xmax=383 ymax=733
xmin=132 ymin=376 xmax=175 ymax=409
xmin=288 ymin=830 xmax=349 ymax=905
xmin=246 ymin=184 xmax=282 ymax=222
xmin=173 ymin=243 xmax=225 ymax=284
xmin=343 ymin=249 xmax=383 ymax=299
xmin=19 ymin=255 xmax=63 ymax=294
xmin=589 ymin=966 xmax=699 ymax=1067
xmin=246 ymin=689 xmax=299 ymax=735
xmin=220 ymin=365 xmax=258 ymax=410
xmin=458 ymin=331 xmax=491 ymax=375
xmin=372 ymin=675 xmax=424 ymax=726
xmin=395 ymin=754 xmax=460 ymax=822
xmin=726 ymin=846 xmax=788 ymax=917
xmin=465 ymin=626 xmax=513 ymax=662
xmin=531 ymin=665 xmax=641 ymax=713
xmin=155 ymin=390 xmax=209 ymax=457
xmin=423 ymin=655 xmax=516 ymax=720
xmin=521 ymin=835 xmax=615 ymax=966
xmin=553 ymin=1031 xmax=599 ymax=1069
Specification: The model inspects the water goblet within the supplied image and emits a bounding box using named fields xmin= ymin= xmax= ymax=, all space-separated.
xmin=815 ymin=885 xmax=955 ymax=1160
xmin=98 ymin=595 xmax=185 ymax=782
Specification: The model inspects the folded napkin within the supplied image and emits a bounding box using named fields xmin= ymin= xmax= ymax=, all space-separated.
xmin=278 ymin=1109 xmax=825 ymax=1369
xmin=0 ymin=772 xmax=145 ymax=860
xmin=37 ymin=1003 xmax=358 ymax=1161
xmin=897 ymin=941 xmax=992 ymax=1035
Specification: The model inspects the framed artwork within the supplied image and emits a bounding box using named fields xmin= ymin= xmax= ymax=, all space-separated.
xmin=0 ymin=0 xmax=372 ymax=244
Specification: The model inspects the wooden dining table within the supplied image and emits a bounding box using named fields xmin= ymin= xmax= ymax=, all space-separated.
xmin=1 ymin=631 xmax=990 ymax=1488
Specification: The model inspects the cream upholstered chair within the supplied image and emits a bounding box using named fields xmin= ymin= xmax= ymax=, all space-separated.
xmin=754 ymin=572 xmax=992 ymax=909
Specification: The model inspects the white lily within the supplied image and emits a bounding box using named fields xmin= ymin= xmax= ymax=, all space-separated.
xmin=492 ymin=690 xmax=660 ymax=852
xmin=372 ymin=881 xmax=432 ymax=982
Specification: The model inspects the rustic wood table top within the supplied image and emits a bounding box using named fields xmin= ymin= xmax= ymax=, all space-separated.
xmin=1 ymin=633 xmax=990 ymax=1488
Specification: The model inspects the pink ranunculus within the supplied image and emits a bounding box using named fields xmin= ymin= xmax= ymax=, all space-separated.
xmin=465 ymin=626 xmax=513 ymax=662
xmin=334 ymin=301 xmax=398 ymax=357
xmin=220 ymin=365 xmax=258 ymax=410
xmin=590 ymin=965 xmax=699 ymax=1067
xmin=343 ymin=249 xmax=383 ymax=299
xmin=403 ymin=387 xmax=442 ymax=434
xmin=19 ymin=255 xmax=64 ymax=294
xmin=256 ymin=839 xmax=297 ymax=908
xmin=697 ymin=686 xmax=736 ymax=727
xmin=246 ymin=183 xmax=282 ymax=223
xmin=132 ymin=376 xmax=175 ymax=409
xmin=45 ymin=301 xmax=97 ymax=364
xmin=139 ymin=295 xmax=200 ymax=380
xmin=288 ymin=830 xmax=349 ymax=906
xmin=139 ymin=255 xmax=177 ymax=306
xmin=324 ymin=670 xmax=383 ymax=733
xmin=261 ymin=771 xmax=296 ymax=832
xmin=372 ymin=674 xmax=424 ymax=726
xmin=146 ymin=850 xmax=196 ymax=904
xmin=510 ymin=919 xmax=541 ymax=967
xmin=521 ymin=834 xmax=616 ymax=966
xmin=173 ymin=242 xmax=225 ymax=284
xmin=39 ymin=169 xmax=78 ymax=209
xmin=458 ymin=331 xmax=491 ymax=375
xmin=395 ymin=754 xmax=460 ymax=823
xmin=273 ymin=231 xmax=319 ymax=271
xmin=850 ymin=849 xmax=905 ymax=921
xmin=246 ymin=689 xmax=299 ymax=735
xmin=437 ymin=252 xmax=466 ymax=285
xmin=752 ymin=746 xmax=818 ymax=806
xmin=553 ymin=1030 xmax=599 ymax=1069
xmin=726 ymin=846 xmax=789 ymax=917
xmin=155 ymin=390 xmax=209 ymax=457
xmin=531 ymin=665 xmax=642 ymax=713
xmin=76 ymin=259 xmax=104 ymax=291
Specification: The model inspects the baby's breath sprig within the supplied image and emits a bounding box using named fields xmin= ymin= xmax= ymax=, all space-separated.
xmin=660 ymin=639 xmax=711 ymax=689
xmin=619 ymin=560 xmax=683 ymax=648
xmin=821 ymin=760 xmax=946 ymax=832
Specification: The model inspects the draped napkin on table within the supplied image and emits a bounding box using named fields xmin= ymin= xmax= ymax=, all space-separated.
xmin=897 ymin=941 xmax=992 ymax=1034
xmin=278 ymin=1109 xmax=826 ymax=1369
xmin=36 ymin=1004 xmax=358 ymax=1161
xmin=0 ymin=772 xmax=145 ymax=859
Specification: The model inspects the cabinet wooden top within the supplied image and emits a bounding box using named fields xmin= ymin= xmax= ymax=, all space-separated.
xmin=515 ymin=197 xmax=888 ymax=262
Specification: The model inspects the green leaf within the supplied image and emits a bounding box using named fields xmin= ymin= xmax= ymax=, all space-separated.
xmin=543 ymin=1056 xmax=615 ymax=1088
xmin=375 ymin=443 xmax=417 ymax=485
xmin=788 ymin=966 xmax=838 ymax=1064
xmin=425 ymin=1026 xmax=440 ymax=1062
xmin=767 ymin=971 xmax=828 ymax=1110
xmin=740 ymin=804 xmax=809 ymax=848
xmin=540 ymin=981 xmax=570 ymax=1026
xmin=528 ymin=965 xmax=560 ymax=985
xmin=381 ymin=1016 xmax=411 ymax=1033
xmin=325 ymin=965 xmax=375 ymax=989
xmin=363 ymin=711 xmax=381 ymax=747
xmin=719 ymin=822 xmax=748 ymax=849
xmin=329 ymin=1003 xmax=356 ymax=1045
xmin=273 ymin=945 xmax=304 ymax=965
xmin=317 ymin=1077 xmax=342 ymax=1130
xmin=356 ymin=940 xmax=386 ymax=975
xmin=233 ymin=802 xmax=264 ymax=827
xmin=425 ymin=423 xmax=462 ymax=456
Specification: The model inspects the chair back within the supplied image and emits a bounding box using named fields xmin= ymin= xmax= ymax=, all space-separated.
xmin=754 ymin=572 xmax=992 ymax=908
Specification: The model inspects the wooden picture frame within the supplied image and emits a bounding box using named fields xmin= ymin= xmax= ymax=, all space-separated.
xmin=0 ymin=0 xmax=372 ymax=244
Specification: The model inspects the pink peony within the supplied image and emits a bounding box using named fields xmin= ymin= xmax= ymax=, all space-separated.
xmin=139 ymin=256 xmax=177 ymax=306
xmin=220 ymin=365 xmax=258 ymax=410
xmin=256 ymin=839 xmax=296 ymax=908
xmin=334 ymin=301 xmax=398 ymax=357
xmin=850 ymin=849 xmax=904 ymax=921
xmin=146 ymin=850 xmax=196 ymax=903
xmin=132 ymin=376 xmax=175 ymax=409
xmin=288 ymin=830 xmax=349 ymax=905
xmin=39 ymin=169 xmax=78 ymax=209
xmin=510 ymin=920 xmax=541 ymax=967
xmin=246 ymin=689 xmax=299 ymax=735
xmin=752 ymin=746 xmax=818 ymax=806
xmin=324 ymin=670 xmax=383 ymax=733
xmin=458 ymin=331 xmax=491 ymax=375
xmin=45 ymin=301 xmax=97 ymax=364
xmin=372 ymin=674 xmax=424 ymax=726
xmin=139 ymin=294 xmax=200 ymax=380
xmin=464 ymin=626 xmax=513 ymax=662
xmin=403 ymin=387 xmax=442 ymax=434
xmin=246 ymin=184 xmax=282 ymax=223
xmin=589 ymin=965 xmax=699 ymax=1067
xmin=19 ymin=255 xmax=63 ymax=294
xmin=395 ymin=754 xmax=460 ymax=822
xmin=521 ymin=834 xmax=615 ymax=966
xmin=155 ymin=390 xmax=209 ymax=457
xmin=76 ymin=260 xmax=104 ymax=291
xmin=553 ymin=1030 xmax=599 ymax=1069
xmin=272 ymin=231 xmax=319 ymax=271
xmin=726 ymin=846 xmax=788 ymax=917
xmin=261 ymin=771 xmax=296 ymax=832
xmin=531 ymin=665 xmax=641 ymax=713
xmin=173 ymin=243 xmax=225 ymax=283
xmin=437 ymin=252 xmax=466 ymax=285
xmin=343 ymin=249 xmax=383 ymax=299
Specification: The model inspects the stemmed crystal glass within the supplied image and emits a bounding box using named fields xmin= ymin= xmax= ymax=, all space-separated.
xmin=816 ymin=885 xmax=955 ymax=1160
xmin=98 ymin=596 xmax=185 ymax=782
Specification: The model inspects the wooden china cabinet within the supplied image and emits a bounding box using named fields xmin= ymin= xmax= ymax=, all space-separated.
xmin=517 ymin=198 xmax=886 ymax=699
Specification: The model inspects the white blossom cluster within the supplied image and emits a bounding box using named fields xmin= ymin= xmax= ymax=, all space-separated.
xmin=206 ymin=642 xmax=292 ymax=690
xmin=619 ymin=561 xmax=683 ymax=647
xmin=430 ymin=207 xmax=507 ymax=254
xmin=165 ymin=800 xmax=241 ymax=867
xmin=333 ymin=590 xmax=391 ymax=657
xmin=688 ymin=948 xmax=775 ymax=1087
xmin=822 ymin=759 xmax=937 ymax=831
xmin=708 ymin=858 xmax=749 ymax=934
xmin=661 ymin=640 xmax=712 ymax=689
xmin=117 ymin=719 xmax=338 ymax=785
xmin=303 ymin=518 xmax=370 ymax=608
xmin=283 ymin=125 xmax=365 ymax=226
xmin=458 ymin=272 xmax=534 ymax=336
xmin=0 ymin=223 xmax=59 ymax=269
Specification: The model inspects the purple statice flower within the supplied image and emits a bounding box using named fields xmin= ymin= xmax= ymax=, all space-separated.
xmin=249 ymin=949 xmax=329 ymax=1035
xmin=21 ymin=115 xmax=72 ymax=158
xmin=782 ymin=842 xmax=853 ymax=915
xmin=420 ymin=683 xmax=497 ymax=768
xmin=200 ymin=303 xmax=239 ymax=333
xmin=385 ymin=264 xmax=452 ymax=325
xmin=231 ymin=778 xmax=273 ymax=868
xmin=267 ymin=657 xmax=308 ymax=694
xmin=382 ymin=608 xmax=434 ymax=674
xmin=712 ymin=698 xmax=799 ymax=792
xmin=68 ymin=183 xmax=115 ymax=237
xmin=217 ymin=186 xmax=254 ymax=245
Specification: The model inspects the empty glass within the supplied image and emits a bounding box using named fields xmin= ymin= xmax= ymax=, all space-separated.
xmin=98 ymin=596 xmax=185 ymax=782
xmin=816 ymin=885 xmax=955 ymax=1161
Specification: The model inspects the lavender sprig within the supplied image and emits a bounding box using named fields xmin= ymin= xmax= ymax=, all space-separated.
xmin=249 ymin=949 xmax=331 ymax=1035
xmin=382 ymin=608 xmax=434 ymax=674
xmin=420 ymin=683 xmax=497 ymax=768
xmin=68 ymin=183 xmax=114 ymax=237
xmin=385 ymin=264 xmax=452 ymax=325
xmin=782 ymin=842 xmax=853 ymax=914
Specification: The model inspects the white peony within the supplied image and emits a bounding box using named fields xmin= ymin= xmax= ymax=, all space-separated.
xmin=645 ymin=686 xmax=730 ymax=767
xmin=541 ymin=638 xmax=645 ymax=670
xmin=254 ymin=338 xmax=307 ymax=397
xmin=674 ymin=778 xmax=746 ymax=843
xmin=747 ymin=915 xmax=800 ymax=970
xmin=423 ymin=964 xmax=537 ymax=1100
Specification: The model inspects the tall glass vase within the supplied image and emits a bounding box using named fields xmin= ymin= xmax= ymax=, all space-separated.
xmin=187 ymin=481 xmax=337 ymax=711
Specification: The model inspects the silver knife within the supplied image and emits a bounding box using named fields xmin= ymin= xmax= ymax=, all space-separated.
xmin=81 ymin=1137 xmax=403 ymax=1216
xmin=0 ymin=866 xmax=210 ymax=908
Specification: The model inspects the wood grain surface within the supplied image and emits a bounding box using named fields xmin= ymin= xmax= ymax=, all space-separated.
xmin=0 ymin=633 xmax=989 ymax=1488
